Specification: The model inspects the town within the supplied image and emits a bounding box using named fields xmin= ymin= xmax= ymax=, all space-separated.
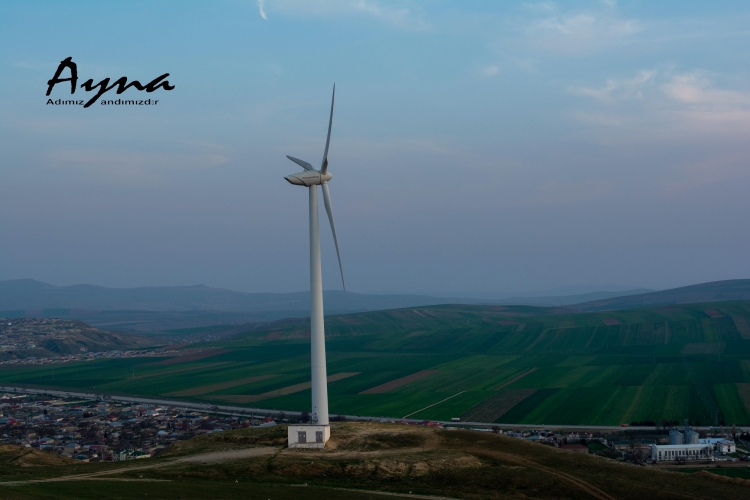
xmin=0 ymin=317 xmax=168 ymax=365
xmin=2 ymin=391 xmax=747 ymax=467
xmin=0 ymin=391 xmax=278 ymax=462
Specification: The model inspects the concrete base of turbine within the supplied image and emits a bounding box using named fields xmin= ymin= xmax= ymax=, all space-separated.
xmin=287 ymin=424 xmax=330 ymax=448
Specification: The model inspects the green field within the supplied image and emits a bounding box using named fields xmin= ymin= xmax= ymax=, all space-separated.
xmin=2 ymin=300 xmax=750 ymax=425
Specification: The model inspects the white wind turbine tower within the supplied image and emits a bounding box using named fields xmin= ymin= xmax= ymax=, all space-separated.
xmin=284 ymin=85 xmax=344 ymax=448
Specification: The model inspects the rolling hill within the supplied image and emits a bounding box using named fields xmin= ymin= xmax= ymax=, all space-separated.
xmin=573 ymin=279 xmax=750 ymax=312
xmin=2 ymin=299 xmax=750 ymax=426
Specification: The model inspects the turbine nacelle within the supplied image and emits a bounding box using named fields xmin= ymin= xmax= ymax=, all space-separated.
xmin=284 ymin=170 xmax=333 ymax=187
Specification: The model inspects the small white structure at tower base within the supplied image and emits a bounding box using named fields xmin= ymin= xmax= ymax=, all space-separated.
xmin=288 ymin=425 xmax=330 ymax=448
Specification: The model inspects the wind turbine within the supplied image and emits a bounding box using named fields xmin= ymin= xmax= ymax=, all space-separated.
xmin=284 ymin=85 xmax=344 ymax=447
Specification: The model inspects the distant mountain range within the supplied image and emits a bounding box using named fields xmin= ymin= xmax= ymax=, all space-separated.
xmin=0 ymin=279 xmax=482 ymax=313
xmin=0 ymin=279 xmax=650 ymax=313
xmin=1 ymin=278 xmax=748 ymax=332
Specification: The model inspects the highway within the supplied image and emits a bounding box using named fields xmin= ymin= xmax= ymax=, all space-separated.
xmin=2 ymin=385 xmax=747 ymax=433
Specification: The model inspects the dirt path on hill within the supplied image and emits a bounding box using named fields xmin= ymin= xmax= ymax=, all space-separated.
xmin=289 ymin=485 xmax=462 ymax=500
xmin=473 ymin=449 xmax=617 ymax=500
xmin=0 ymin=447 xmax=278 ymax=486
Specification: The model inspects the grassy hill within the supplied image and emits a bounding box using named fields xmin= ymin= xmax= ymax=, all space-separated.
xmin=573 ymin=279 xmax=750 ymax=312
xmin=1 ymin=424 xmax=749 ymax=499
xmin=1 ymin=300 xmax=750 ymax=425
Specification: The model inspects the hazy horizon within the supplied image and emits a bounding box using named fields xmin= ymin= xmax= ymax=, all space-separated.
xmin=2 ymin=1 xmax=749 ymax=295
xmin=0 ymin=276 xmax=665 ymax=298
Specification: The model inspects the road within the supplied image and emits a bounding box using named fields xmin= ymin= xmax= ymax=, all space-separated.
xmin=2 ymin=385 xmax=747 ymax=433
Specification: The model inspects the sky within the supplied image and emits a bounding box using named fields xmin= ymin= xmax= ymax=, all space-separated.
xmin=1 ymin=1 xmax=749 ymax=295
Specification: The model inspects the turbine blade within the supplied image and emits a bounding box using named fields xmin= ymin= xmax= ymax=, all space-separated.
xmin=286 ymin=155 xmax=313 ymax=171
xmin=320 ymin=84 xmax=335 ymax=174
xmin=321 ymin=182 xmax=345 ymax=291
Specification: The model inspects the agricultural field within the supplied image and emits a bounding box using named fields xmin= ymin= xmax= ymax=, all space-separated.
xmin=2 ymin=300 xmax=750 ymax=426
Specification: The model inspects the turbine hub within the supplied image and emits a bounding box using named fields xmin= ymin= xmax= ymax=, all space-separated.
xmin=285 ymin=171 xmax=332 ymax=186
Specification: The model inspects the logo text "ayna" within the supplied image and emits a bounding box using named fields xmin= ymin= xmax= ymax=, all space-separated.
xmin=46 ymin=57 xmax=175 ymax=108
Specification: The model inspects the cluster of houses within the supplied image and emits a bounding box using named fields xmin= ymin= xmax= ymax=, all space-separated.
xmin=0 ymin=317 xmax=179 ymax=366
xmin=0 ymin=392 xmax=275 ymax=461
xmin=0 ymin=348 xmax=183 ymax=367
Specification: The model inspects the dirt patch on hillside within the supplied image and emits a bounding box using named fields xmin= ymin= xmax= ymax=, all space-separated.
xmin=292 ymin=451 xmax=485 ymax=480
xmin=335 ymin=431 xmax=428 ymax=452
xmin=359 ymin=370 xmax=438 ymax=394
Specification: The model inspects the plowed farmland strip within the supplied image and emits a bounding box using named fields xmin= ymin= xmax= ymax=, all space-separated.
xmin=460 ymin=388 xmax=537 ymax=422
xmin=213 ymin=372 xmax=360 ymax=403
xmin=495 ymin=367 xmax=537 ymax=390
xmin=153 ymin=349 xmax=229 ymax=365
xmin=133 ymin=362 xmax=230 ymax=380
xmin=359 ymin=370 xmax=438 ymax=394
xmin=680 ymin=342 xmax=725 ymax=355
xmin=733 ymin=316 xmax=750 ymax=339
xmin=165 ymin=374 xmax=279 ymax=397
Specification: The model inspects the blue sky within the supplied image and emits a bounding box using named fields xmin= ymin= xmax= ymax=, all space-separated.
xmin=1 ymin=1 xmax=749 ymax=294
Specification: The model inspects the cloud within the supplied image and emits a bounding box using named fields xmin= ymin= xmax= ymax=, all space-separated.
xmin=520 ymin=1 xmax=642 ymax=54
xmin=257 ymin=0 xmax=267 ymax=20
xmin=662 ymin=73 xmax=750 ymax=107
xmin=481 ymin=65 xmax=499 ymax=77
xmin=572 ymin=70 xmax=655 ymax=102
xmin=355 ymin=0 xmax=428 ymax=31
xmin=266 ymin=0 xmax=430 ymax=31
xmin=571 ymin=68 xmax=750 ymax=167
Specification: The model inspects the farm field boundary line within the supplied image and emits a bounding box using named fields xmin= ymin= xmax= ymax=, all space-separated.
xmin=402 ymin=391 xmax=466 ymax=418
xmin=209 ymin=372 xmax=361 ymax=404
xmin=496 ymin=367 xmax=538 ymax=390
xmin=3 ymin=385 xmax=748 ymax=432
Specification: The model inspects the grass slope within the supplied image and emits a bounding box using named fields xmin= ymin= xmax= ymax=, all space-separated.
xmin=1 ymin=424 xmax=750 ymax=499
